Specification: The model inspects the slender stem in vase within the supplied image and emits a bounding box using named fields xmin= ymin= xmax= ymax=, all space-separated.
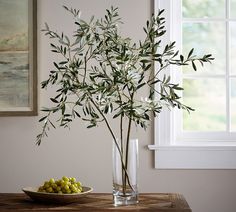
xmin=120 ymin=115 xmax=123 ymax=155
xmin=120 ymin=115 xmax=126 ymax=194
xmin=124 ymin=116 xmax=132 ymax=192
xmin=89 ymin=97 xmax=134 ymax=192
xmin=124 ymin=92 xmax=134 ymax=193
xmin=117 ymin=87 xmax=126 ymax=194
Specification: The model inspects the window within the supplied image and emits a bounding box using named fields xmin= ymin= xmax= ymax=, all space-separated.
xmin=148 ymin=0 xmax=236 ymax=169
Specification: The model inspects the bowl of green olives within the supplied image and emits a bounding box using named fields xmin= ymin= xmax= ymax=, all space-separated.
xmin=22 ymin=176 xmax=93 ymax=203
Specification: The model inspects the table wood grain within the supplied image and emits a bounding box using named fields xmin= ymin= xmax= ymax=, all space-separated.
xmin=0 ymin=193 xmax=192 ymax=211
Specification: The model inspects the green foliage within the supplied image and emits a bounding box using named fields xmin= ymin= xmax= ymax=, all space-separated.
xmin=36 ymin=6 xmax=214 ymax=145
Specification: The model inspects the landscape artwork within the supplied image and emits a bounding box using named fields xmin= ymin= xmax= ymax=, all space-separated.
xmin=0 ymin=0 xmax=37 ymax=115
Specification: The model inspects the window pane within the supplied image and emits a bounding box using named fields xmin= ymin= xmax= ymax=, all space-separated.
xmin=231 ymin=78 xmax=236 ymax=131
xmin=182 ymin=0 xmax=225 ymax=18
xmin=230 ymin=22 xmax=236 ymax=74
xmin=182 ymin=22 xmax=226 ymax=75
xmin=231 ymin=0 xmax=236 ymax=18
xmin=183 ymin=79 xmax=226 ymax=131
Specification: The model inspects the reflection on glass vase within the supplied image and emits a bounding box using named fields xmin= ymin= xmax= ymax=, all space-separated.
xmin=112 ymin=138 xmax=138 ymax=206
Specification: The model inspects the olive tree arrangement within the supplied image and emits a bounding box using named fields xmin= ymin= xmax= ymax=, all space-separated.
xmin=36 ymin=6 xmax=213 ymax=199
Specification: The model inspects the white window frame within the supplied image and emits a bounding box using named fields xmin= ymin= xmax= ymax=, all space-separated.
xmin=148 ymin=0 xmax=236 ymax=169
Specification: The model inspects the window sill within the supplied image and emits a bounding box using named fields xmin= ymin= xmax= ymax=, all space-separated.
xmin=148 ymin=145 xmax=236 ymax=169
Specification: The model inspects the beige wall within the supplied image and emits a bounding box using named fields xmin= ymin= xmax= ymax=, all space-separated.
xmin=0 ymin=1 xmax=236 ymax=211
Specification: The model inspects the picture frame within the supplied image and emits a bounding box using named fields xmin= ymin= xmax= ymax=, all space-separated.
xmin=0 ymin=0 xmax=37 ymax=116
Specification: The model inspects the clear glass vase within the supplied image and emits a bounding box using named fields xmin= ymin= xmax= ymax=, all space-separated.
xmin=112 ymin=138 xmax=138 ymax=206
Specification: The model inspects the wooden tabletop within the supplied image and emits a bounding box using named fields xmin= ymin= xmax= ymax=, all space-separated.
xmin=0 ymin=193 xmax=192 ymax=211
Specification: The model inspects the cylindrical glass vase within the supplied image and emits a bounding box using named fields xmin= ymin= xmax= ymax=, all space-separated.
xmin=112 ymin=138 xmax=138 ymax=206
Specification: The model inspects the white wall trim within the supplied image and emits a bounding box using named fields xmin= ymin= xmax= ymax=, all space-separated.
xmin=148 ymin=145 xmax=236 ymax=169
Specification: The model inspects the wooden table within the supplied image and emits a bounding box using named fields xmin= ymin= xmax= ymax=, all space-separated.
xmin=0 ymin=193 xmax=192 ymax=211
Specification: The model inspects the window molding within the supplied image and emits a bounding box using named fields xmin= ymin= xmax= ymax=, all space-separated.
xmin=148 ymin=0 xmax=236 ymax=169
xmin=148 ymin=145 xmax=236 ymax=169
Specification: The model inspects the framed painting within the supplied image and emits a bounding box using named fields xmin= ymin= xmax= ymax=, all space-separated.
xmin=0 ymin=0 xmax=37 ymax=116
